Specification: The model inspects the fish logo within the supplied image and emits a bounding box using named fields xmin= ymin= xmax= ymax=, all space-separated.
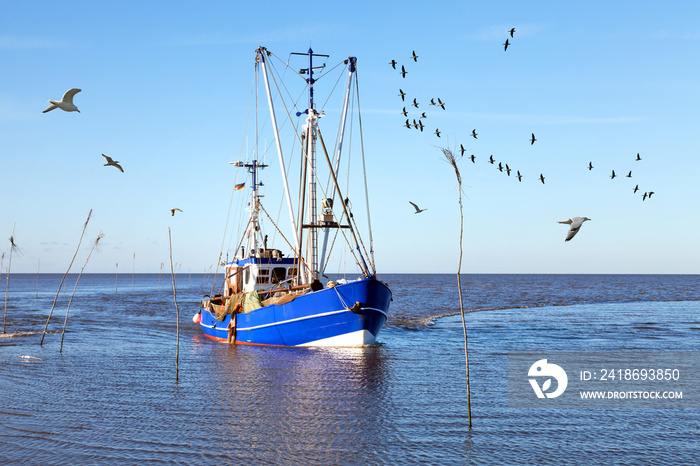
xmin=528 ymin=359 xmax=568 ymax=399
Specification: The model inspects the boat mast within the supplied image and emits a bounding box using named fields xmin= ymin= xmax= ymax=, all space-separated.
xmin=256 ymin=47 xmax=302 ymax=271
xmin=294 ymin=48 xmax=329 ymax=283
xmin=319 ymin=57 xmax=356 ymax=274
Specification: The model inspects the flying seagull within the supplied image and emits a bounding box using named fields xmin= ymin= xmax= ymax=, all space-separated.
xmin=460 ymin=144 xmax=465 ymax=156
xmin=389 ymin=59 xmax=397 ymax=69
xmin=498 ymin=162 xmax=503 ymax=172
xmin=401 ymin=65 xmax=407 ymax=78
xmin=505 ymin=164 xmax=511 ymax=176
xmin=504 ymin=39 xmax=510 ymax=51
xmin=418 ymin=120 xmax=424 ymax=132
xmin=539 ymin=174 xmax=545 ymax=184
xmin=170 ymin=208 xmax=183 ymax=216
xmin=530 ymin=133 xmax=537 ymax=145
xmin=558 ymin=217 xmax=591 ymax=242
xmin=471 ymin=129 xmax=478 ymax=139
xmin=409 ymin=201 xmax=427 ymax=214
xmin=516 ymin=170 xmax=522 ymax=182
xmin=642 ymin=192 xmax=648 ymax=201
xmin=420 ymin=112 xmax=427 ymax=119
xmin=508 ymin=28 xmax=515 ymax=37
xmin=399 ymin=89 xmax=406 ymax=101
xmin=430 ymin=98 xmax=436 ymax=106
xmin=610 ymin=170 xmax=616 ymax=179
xmin=438 ymin=98 xmax=445 ymax=109
xmin=102 ymin=154 xmax=123 ymax=172
xmin=626 ymin=171 xmax=632 ymax=178
xmin=401 ymin=107 xmax=408 ymax=117
xmin=489 ymin=155 xmax=495 ymax=164
xmin=412 ymin=98 xmax=419 ymax=108
xmin=634 ymin=184 xmax=639 ymax=193
xmin=404 ymin=119 xmax=411 ymax=129
xmin=588 ymin=162 xmax=593 ymax=170
xmin=469 ymin=154 xmax=476 ymax=163
xmin=42 ymin=88 xmax=81 ymax=113
xmin=636 ymin=153 xmax=642 ymax=161
xmin=435 ymin=128 xmax=441 ymax=138
xmin=411 ymin=50 xmax=418 ymax=62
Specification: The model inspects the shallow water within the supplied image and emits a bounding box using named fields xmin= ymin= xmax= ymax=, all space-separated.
xmin=1 ymin=274 xmax=699 ymax=464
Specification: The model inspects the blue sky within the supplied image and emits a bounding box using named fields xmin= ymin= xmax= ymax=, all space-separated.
xmin=1 ymin=1 xmax=699 ymax=274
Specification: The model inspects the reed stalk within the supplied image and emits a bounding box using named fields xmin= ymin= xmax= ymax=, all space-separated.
xmin=3 ymin=228 xmax=20 ymax=334
xmin=168 ymin=228 xmax=180 ymax=382
xmin=60 ymin=232 xmax=103 ymax=353
xmin=41 ymin=210 xmax=92 ymax=345
xmin=441 ymin=147 xmax=472 ymax=429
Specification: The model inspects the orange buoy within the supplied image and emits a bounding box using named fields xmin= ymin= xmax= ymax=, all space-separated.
xmin=192 ymin=313 xmax=201 ymax=324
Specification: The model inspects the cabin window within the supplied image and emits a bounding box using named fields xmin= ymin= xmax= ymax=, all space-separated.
xmin=271 ymin=267 xmax=286 ymax=284
xmin=256 ymin=268 xmax=270 ymax=284
xmin=243 ymin=268 xmax=250 ymax=286
xmin=287 ymin=268 xmax=297 ymax=278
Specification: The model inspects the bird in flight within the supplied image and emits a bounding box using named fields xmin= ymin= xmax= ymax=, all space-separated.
xmin=401 ymin=65 xmax=407 ymax=78
xmin=636 ymin=153 xmax=642 ymax=161
xmin=489 ymin=155 xmax=495 ymax=164
xmin=411 ymin=50 xmax=418 ymax=62
xmin=471 ymin=129 xmax=478 ymax=139
xmin=418 ymin=120 xmax=424 ymax=132
xmin=389 ymin=59 xmax=397 ymax=69
xmin=498 ymin=162 xmax=504 ymax=172
xmin=430 ymin=98 xmax=436 ymax=106
xmin=626 ymin=171 xmax=632 ymax=178
xmin=102 ymin=154 xmax=123 ymax=172
xmin=508 ymin=28 xmax=515 ymax=37
xmin=558 ymin=217 xmax=591 ymax=242
xmin=170 ymin=208 xmax=183 ymax=216
xmin=412 ymin=98 xmax=419 ymax=108
xmin=539 ymin=174 xmax=545 ymax=184
xmin=404 ymin=119 xmax=411 ymax=129
xmin=401 ymin=107 xmax=408 ymax=117
xmin=633 ymin=185 xmax=639 ymax=193
xmin=399 ymin=89 xmax=406 ymax=101
xmin=460 ymin=144 xmax=466 ymax=156
xmin=505 ymin=164 xmax=511 ymax=176
xmin=469 ymin=154 xmax=476 ymax=163
xmin=588 ymin=162 xmax=594 ymax=171
xmin=420 ymin=112 xmax=427 ymax=119
xmin=435 ymin=128 xmax=441 ymax=138
xmin=611 ymin=170 xmax=616 ymax=179
xmin=409 ymin=201 xmax=426 ymax=214
xmin=516 ymin=170 xmax=522 ymax=182
xmin=438 ymin=98 xmax=445 ymax=110
xmin=42 ymin=88 xmax=81 ymax=113
xmin=642 ymin=192 xmax=648 ymax=201
xmin=530 ymin=133 xmax=536 ymax=145
xmin=412 ymin=119 xmax=418 ymax=129
xmin=504 ymin=39 xmax=510 ymax=51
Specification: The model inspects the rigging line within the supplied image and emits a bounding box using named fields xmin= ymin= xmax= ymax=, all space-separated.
xmin=266 ymin=59 xmax=306 ymax=153
xmin=319 ymin=61 xmax=347 ymax=111
xmin=316 ymin=128 xmax=365 ymax=274
xmin=314 ymin=59 xmax=346 ymax=82
xmin=354 ymin=69 xmax=376 ymax=273
xmin=210 ymin=68 xmax=256 ymax=297
xmin=258 ymin=202 xmax=314 ymax=278
xmin=324 ymin=63 xmax=352 ymax=195
xmin=269 ymin=51 xmax=308 ymax=84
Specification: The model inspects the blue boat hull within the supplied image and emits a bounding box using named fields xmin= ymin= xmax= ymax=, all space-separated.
xmin=199 ymin=277 xmax=391 ymax=346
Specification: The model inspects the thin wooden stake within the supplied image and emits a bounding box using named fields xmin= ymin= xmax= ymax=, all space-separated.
xmin=3 ymin=226 xmax=20 ymax=334
xmin=441 ymin=147 xmax=472 ymax=429
xmin=60 ymin=232 xmax=103 ymax=353
xmin=168 ymin=228 xmax=180 ymax=382
xmin=41 ymin=210 xmax=92 ymax=345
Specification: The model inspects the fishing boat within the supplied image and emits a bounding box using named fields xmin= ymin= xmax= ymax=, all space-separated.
xmin=195 ymin=47 xmax=392 ymax=346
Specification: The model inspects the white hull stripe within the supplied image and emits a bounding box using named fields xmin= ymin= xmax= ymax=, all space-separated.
xmin=296 ymin=329 xmax=376 ymax=347
xmin=237 ymin=306 xmax=387 ymax=332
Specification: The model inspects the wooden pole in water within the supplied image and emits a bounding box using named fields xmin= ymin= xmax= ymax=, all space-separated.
xmin=441 ymin=147 xmax=472 ymax=429
xmin=36 ymin=258 xmax=40 ymax=299
xmin=3 ymin=226 xmax=20 ymax=334
xmin=41 ymin=210 xmax=92 ymax=345
xmin=60 ymin=232 xmax=103 ymax=353
xmin=168 ymin=228 xmax=180 ymax=382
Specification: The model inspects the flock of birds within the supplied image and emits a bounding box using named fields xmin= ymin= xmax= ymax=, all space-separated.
xmin=396 ymin=33 xmax=656 ymax=242
xmin=42 ymin=88 xmax=182 ymax=217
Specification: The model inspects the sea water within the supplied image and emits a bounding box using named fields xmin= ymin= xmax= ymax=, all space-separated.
xmin=1 ymin=273 xmax=699 ymax=464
